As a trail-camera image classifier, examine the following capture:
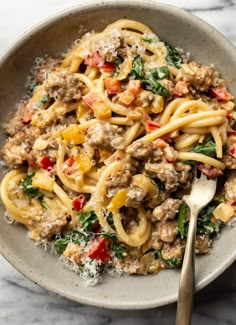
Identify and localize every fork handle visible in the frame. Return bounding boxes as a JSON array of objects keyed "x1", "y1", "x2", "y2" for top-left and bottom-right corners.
[{"x1": 175, "y1": 208, "x2": 199, "y2": 325}]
